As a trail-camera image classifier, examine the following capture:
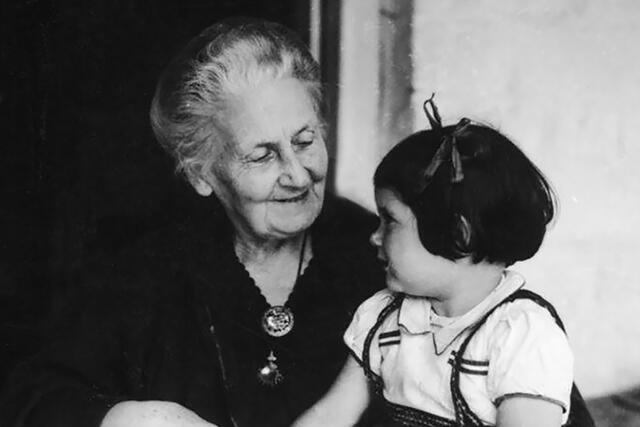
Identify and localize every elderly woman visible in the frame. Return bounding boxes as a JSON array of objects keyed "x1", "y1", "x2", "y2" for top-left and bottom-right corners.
[{"x1": 0, "y1": 19, "x2": 383, "y2": 427}]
